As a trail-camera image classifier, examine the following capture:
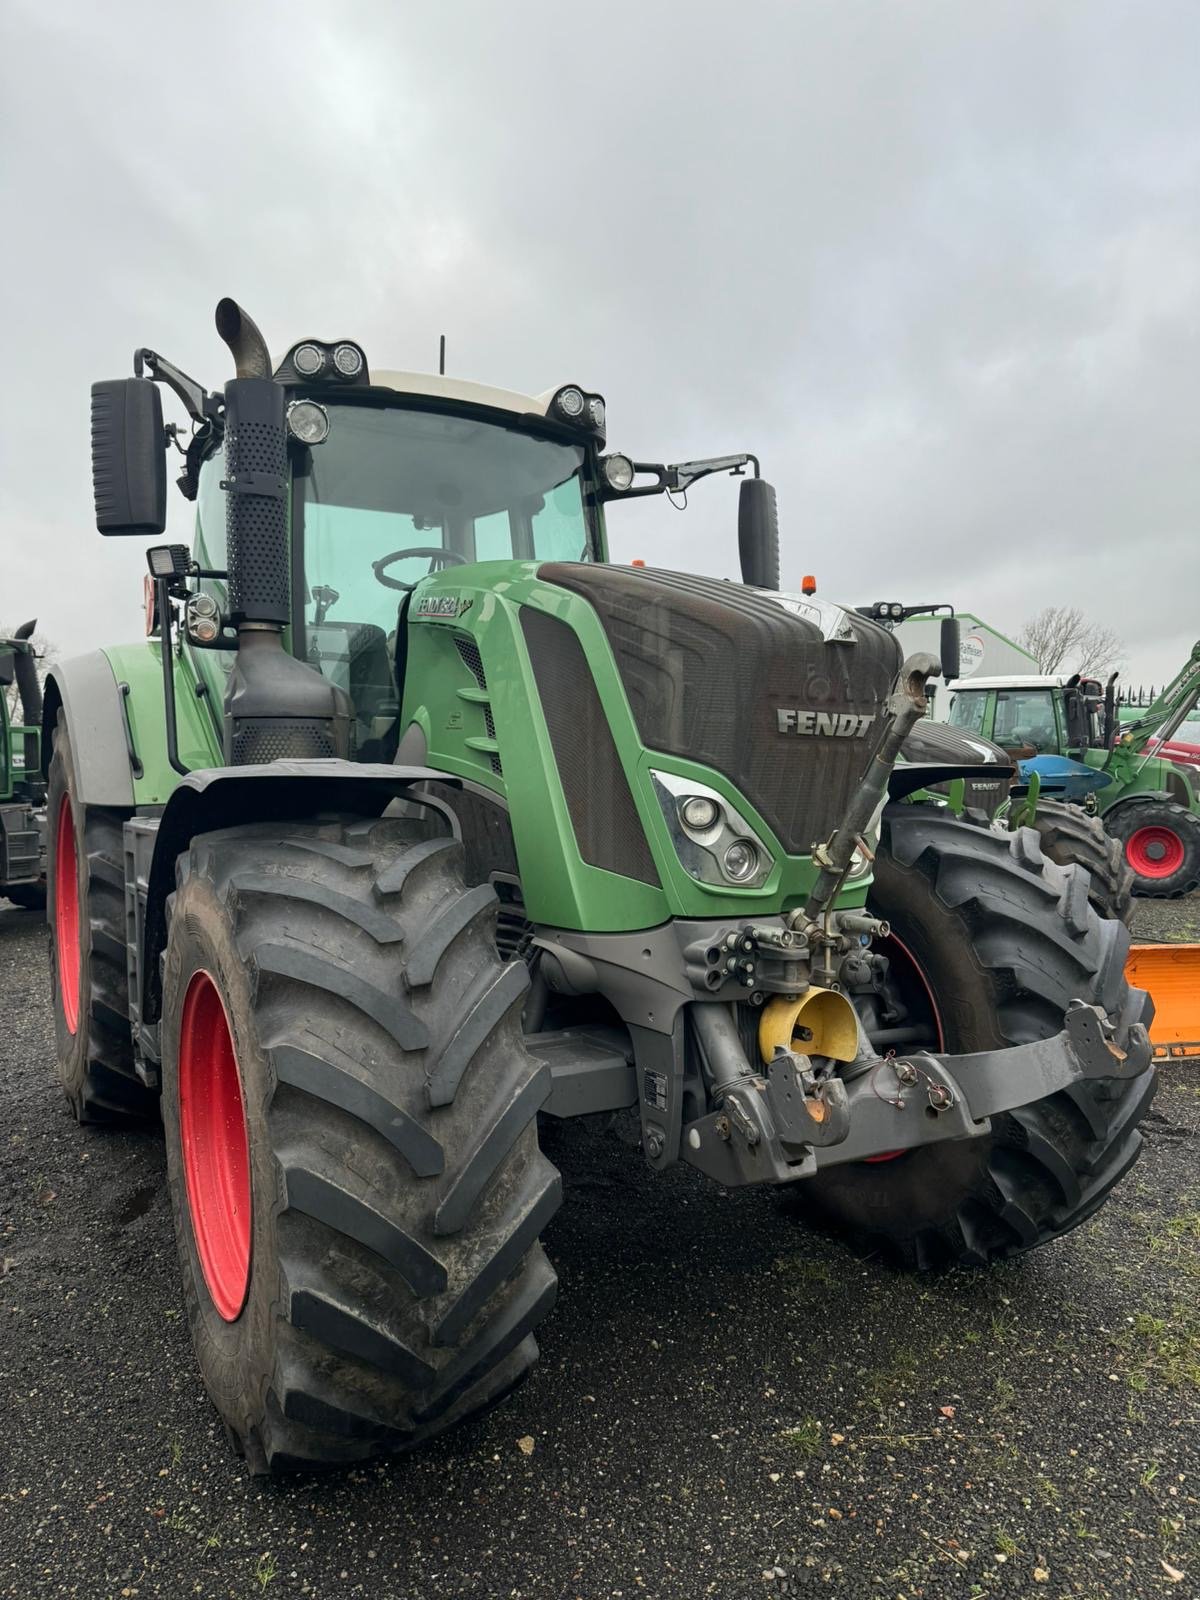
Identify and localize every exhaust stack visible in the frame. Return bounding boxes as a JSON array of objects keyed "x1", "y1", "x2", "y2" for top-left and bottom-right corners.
[
  {"x1": 215, "y1": 302, "x2": 349, "y2": 764},
  {"x1": 215, "y1": 298, "x2": 273, "y2": 380},
  {"x1": 12, "y1": 620, "x2": 42, "y2": 727}
]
